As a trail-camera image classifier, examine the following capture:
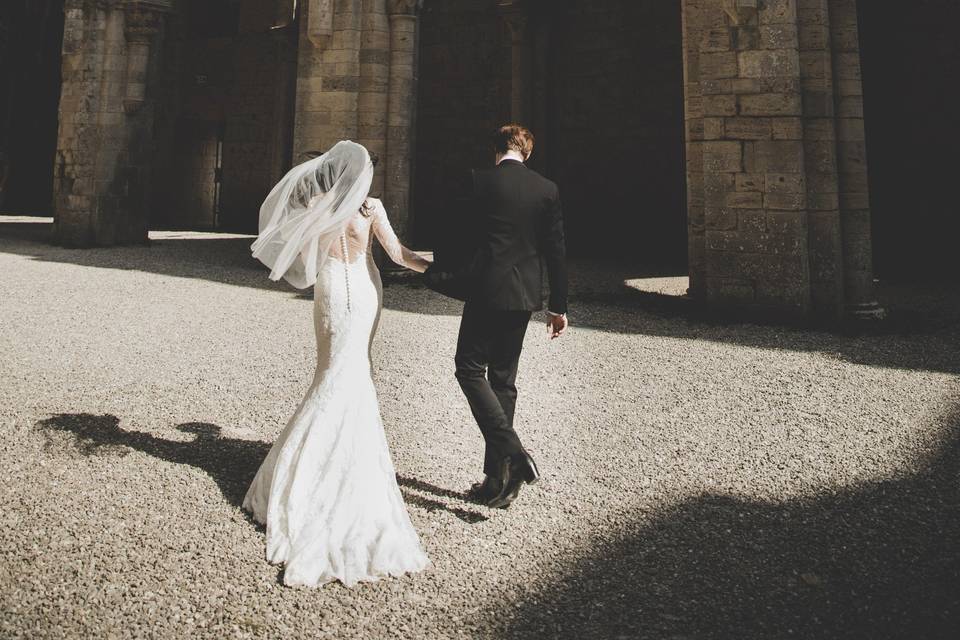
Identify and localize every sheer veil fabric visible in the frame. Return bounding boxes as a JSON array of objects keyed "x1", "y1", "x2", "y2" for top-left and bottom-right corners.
[
  {"x1": 251, "y1": 140, "x2": 375, "y2": 289},
  {"x1": 244, "y1": 141, "x2": 430, "y2": 587}
]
